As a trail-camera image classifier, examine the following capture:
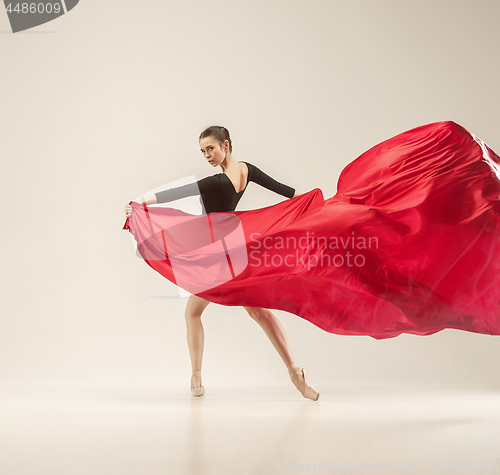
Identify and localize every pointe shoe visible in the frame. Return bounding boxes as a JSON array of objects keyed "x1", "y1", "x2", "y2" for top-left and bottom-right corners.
[
  {"x1": 190, "y1": 371, "x2": 205, "y2": 397},
  {"x1": 289, "y1": 365, "x2": 320, "y2": 401}
]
